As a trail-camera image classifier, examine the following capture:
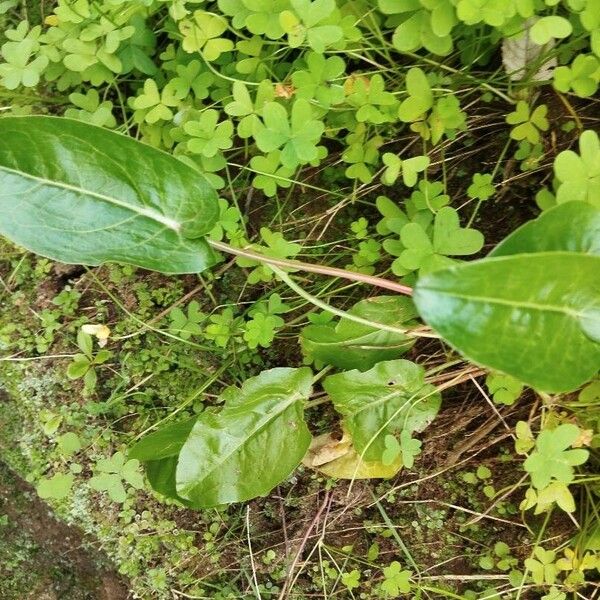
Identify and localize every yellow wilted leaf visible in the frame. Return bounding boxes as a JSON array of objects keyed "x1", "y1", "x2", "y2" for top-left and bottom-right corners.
[{"x1": 303, "y1": 431, "x2": 402, "y2": 479}]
